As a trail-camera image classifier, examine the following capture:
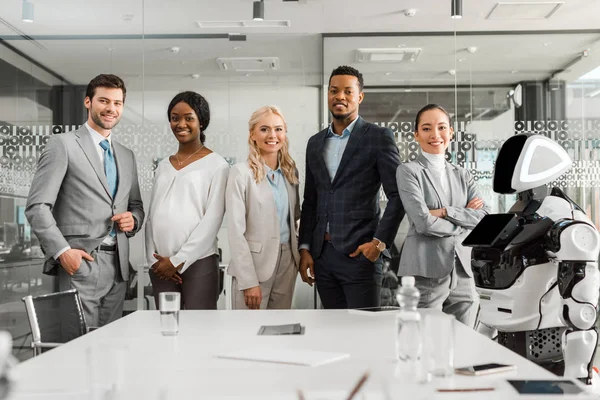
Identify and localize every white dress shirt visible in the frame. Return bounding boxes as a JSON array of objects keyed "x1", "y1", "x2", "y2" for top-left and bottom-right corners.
[{"x1": 145, "y1": 152, "x2": 229, "y2": 273}]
